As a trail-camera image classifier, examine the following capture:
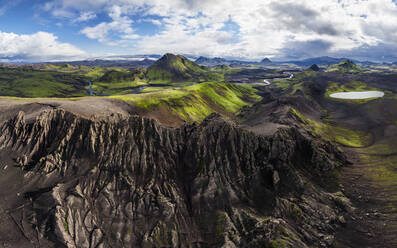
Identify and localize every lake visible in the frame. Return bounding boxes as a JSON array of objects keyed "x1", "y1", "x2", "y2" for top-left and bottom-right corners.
[{"x1": 330, "y1": 91, "x2": 384, "y2": 99}]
